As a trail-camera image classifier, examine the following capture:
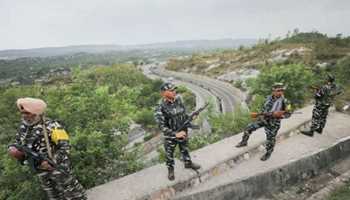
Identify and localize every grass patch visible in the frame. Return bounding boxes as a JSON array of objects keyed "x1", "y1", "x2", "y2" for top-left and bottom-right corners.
[{"x1": 327, "y1": 181, "x2": 350, "y2": 200}]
